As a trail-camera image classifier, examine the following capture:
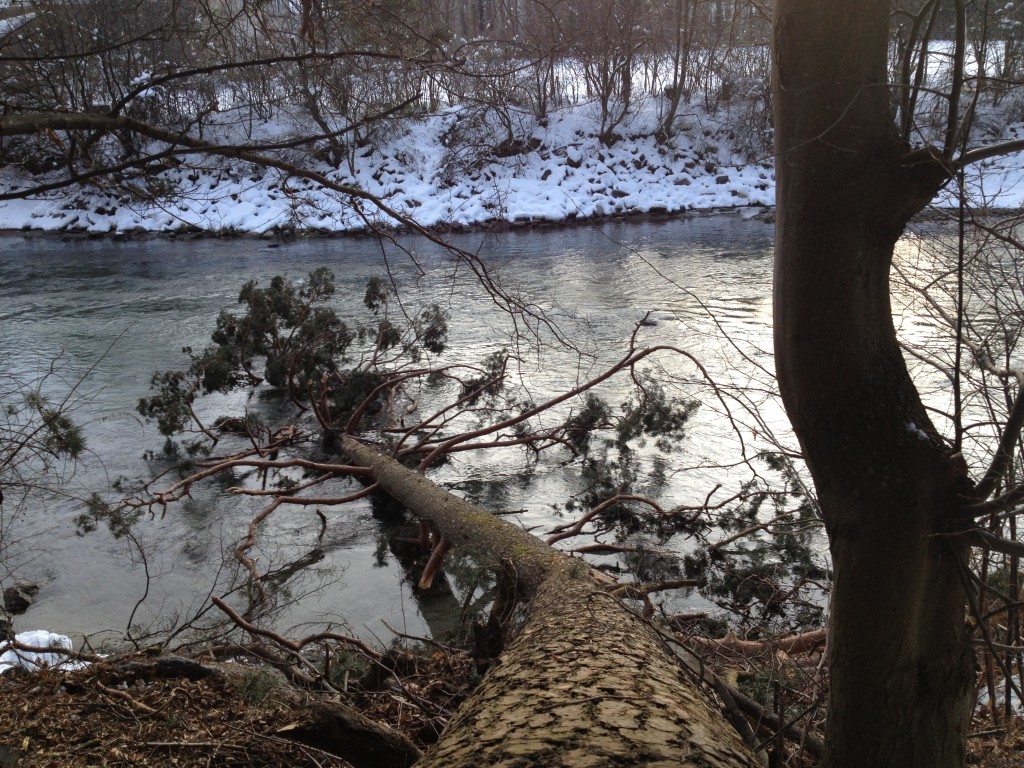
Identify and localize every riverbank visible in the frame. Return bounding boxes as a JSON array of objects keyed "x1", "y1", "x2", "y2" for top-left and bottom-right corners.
[
  {"x1": 0, "y1": 204, "x2": 775, "y2": 243},
  {"x1": 1, "y1": 638, "x2": 1021, "y2": 768},
  {"x1": 0, "y1": 641, "x2": 473, "y2": 768},
  {"x1": 3, "y1": 102, "x2": 1022, "y2": 237}
]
